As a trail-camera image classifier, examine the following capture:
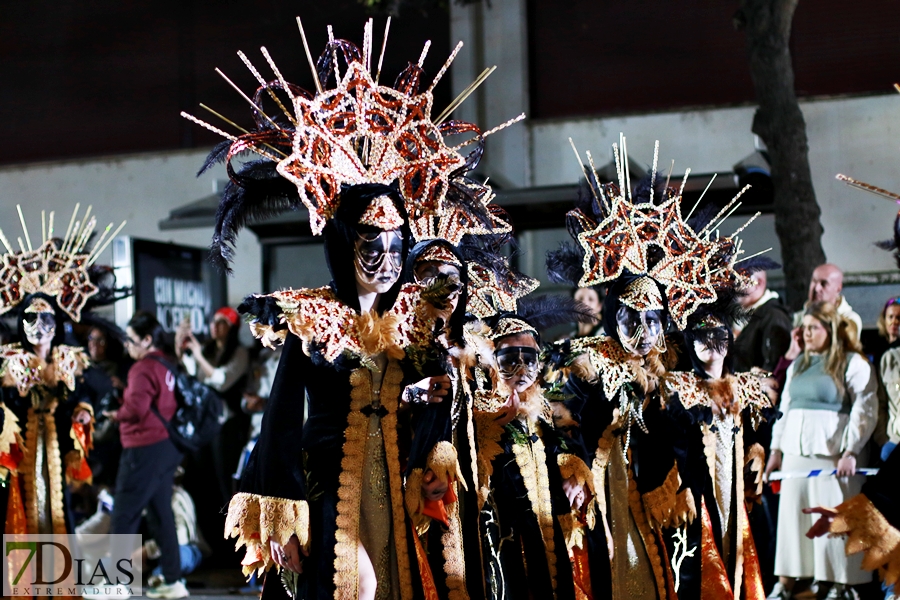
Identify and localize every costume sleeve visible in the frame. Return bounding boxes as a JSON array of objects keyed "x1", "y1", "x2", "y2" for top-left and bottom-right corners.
[
  {"x1": 770, "y1": 363, "x2": 795, "y2": 452},
  {"x1": 881, "y1": 350, "x2": 900, "y2": 444},
  {"x1": 826, "y1": 449, "x2": 900, "y2": 592},
  {"x1": 742, "y1": 405, "x2": 776, "y2": 501},
  {"x1": 226, "y1": 333, "x2": 310, "y2": 577},
  {"x1": 637, "y1": 394, "x2": 698, "y2": 530},
  {"x1": 842, "y1": 353, "x2": 878, "y2": 456}
]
